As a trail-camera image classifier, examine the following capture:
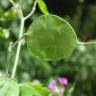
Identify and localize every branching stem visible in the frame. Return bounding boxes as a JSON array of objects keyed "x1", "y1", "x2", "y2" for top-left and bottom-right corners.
[
  {"x1": 24, "y1": 0, "x2": 37, "y2": 20},
  {"x1": 11, "y1": 18, "x2": 24, "y2": 78},
  {"x1": 11, "y1": 0, "x2": 37, "y2": 78},
  {"x1": 11, "y1": 34, "x2": 27, "y2": 49}
]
